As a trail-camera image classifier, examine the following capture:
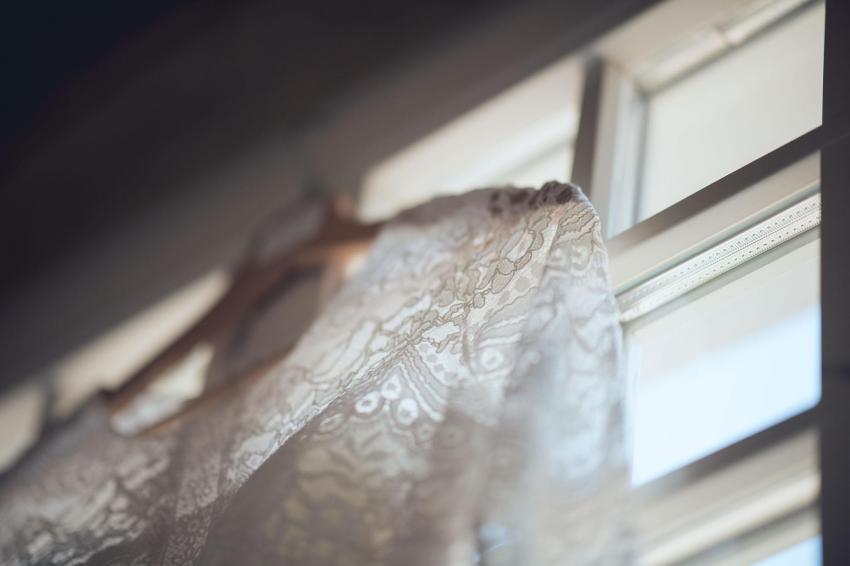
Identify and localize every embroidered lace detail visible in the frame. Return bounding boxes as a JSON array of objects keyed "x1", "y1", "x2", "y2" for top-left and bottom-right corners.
[{"x1": 0, "y1": 183, "x2": 630, "y2": 565}]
